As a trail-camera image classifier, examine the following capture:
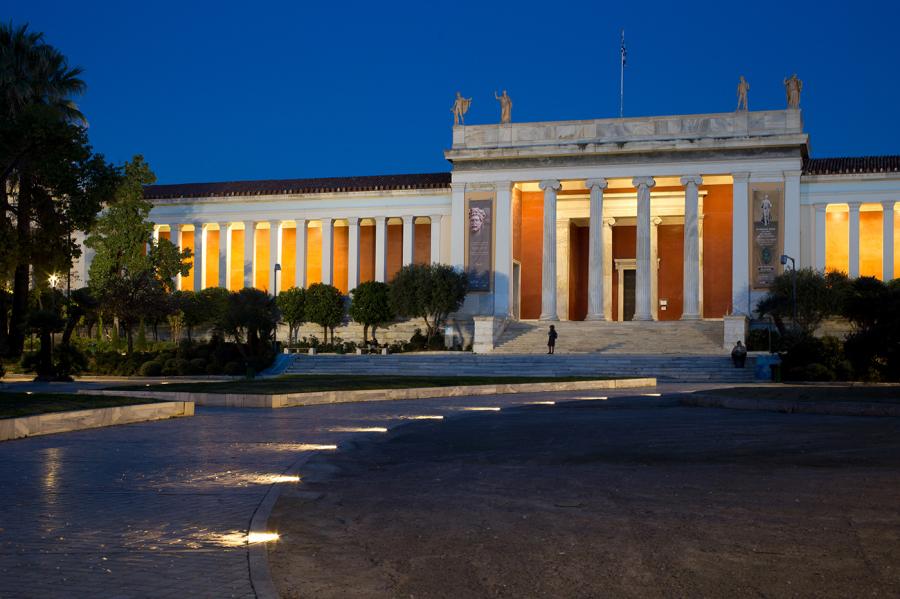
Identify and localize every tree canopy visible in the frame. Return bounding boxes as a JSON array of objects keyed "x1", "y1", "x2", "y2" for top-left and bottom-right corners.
[
  {"x1": 349, "y1": 281, "x2": 394, "y2": 345},
  {"x1": 389, "y1": 264, "x2": 468, "y2": 340},
  {"x1": 304, "y1": 283, "x2": 344, "y2": 344},
  {"x1": 276, "y1": 286, "x2": 306, "y2": 344}
]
